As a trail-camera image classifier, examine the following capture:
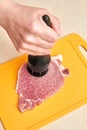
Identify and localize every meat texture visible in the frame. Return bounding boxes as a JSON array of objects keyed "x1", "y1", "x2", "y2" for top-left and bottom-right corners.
[{"x1": 16, "y1": 55, "x2": 69, "y2": 112}]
